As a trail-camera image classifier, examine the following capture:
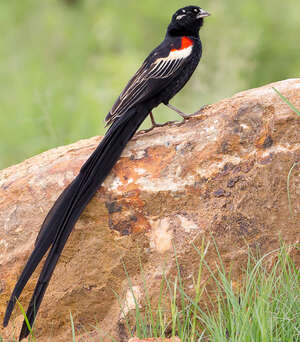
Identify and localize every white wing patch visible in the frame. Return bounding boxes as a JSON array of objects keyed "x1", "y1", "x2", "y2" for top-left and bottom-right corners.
[
  {"x1": 155, "y1": 45, "x2": 193, "y2": 63},
  {"x1": 105, "y1": 42, "x2": 193, "y2": 125}
]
